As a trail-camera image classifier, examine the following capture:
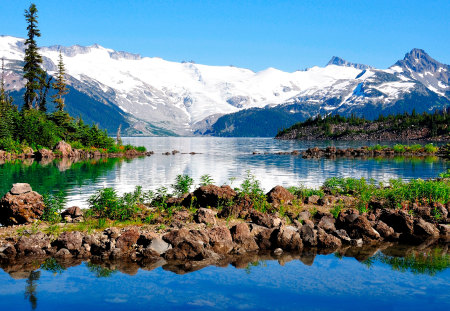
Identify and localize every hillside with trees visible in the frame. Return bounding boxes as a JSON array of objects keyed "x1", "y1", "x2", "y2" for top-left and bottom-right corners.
[
  {"x1": 0, "y1": 4, "x2": 125, "y2": 154},
  {"x1": 276, "y1": 110, "x2": 450, "y2": 141}
]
